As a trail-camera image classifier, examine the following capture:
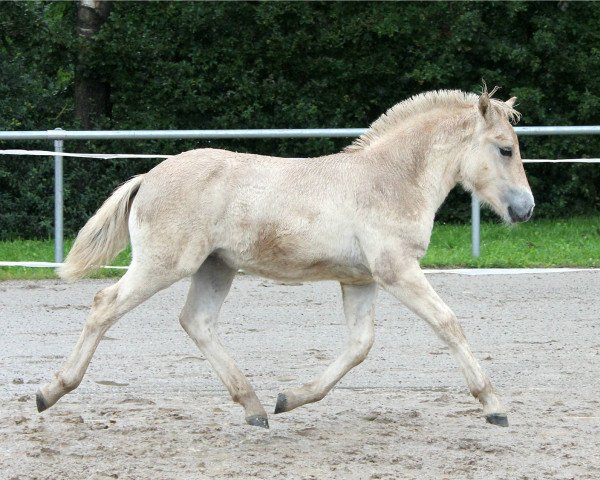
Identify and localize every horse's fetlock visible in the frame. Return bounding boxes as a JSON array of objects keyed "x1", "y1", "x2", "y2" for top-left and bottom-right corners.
[
  {"x1": 56, "y1": 373, "x2": 80, "y2": 392},
  {"x1": 314, "y1": 390, "x2": 327, "y2": 402},
  {"x1": 472, "y1": 380, "x2": 492, "y2": 401},
  {"x1": 231, "y1": 387, "x2": 252, "y2": 406},
  {"x1": 470, "y1": 386, "x2": 483, "y2": 399}
]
